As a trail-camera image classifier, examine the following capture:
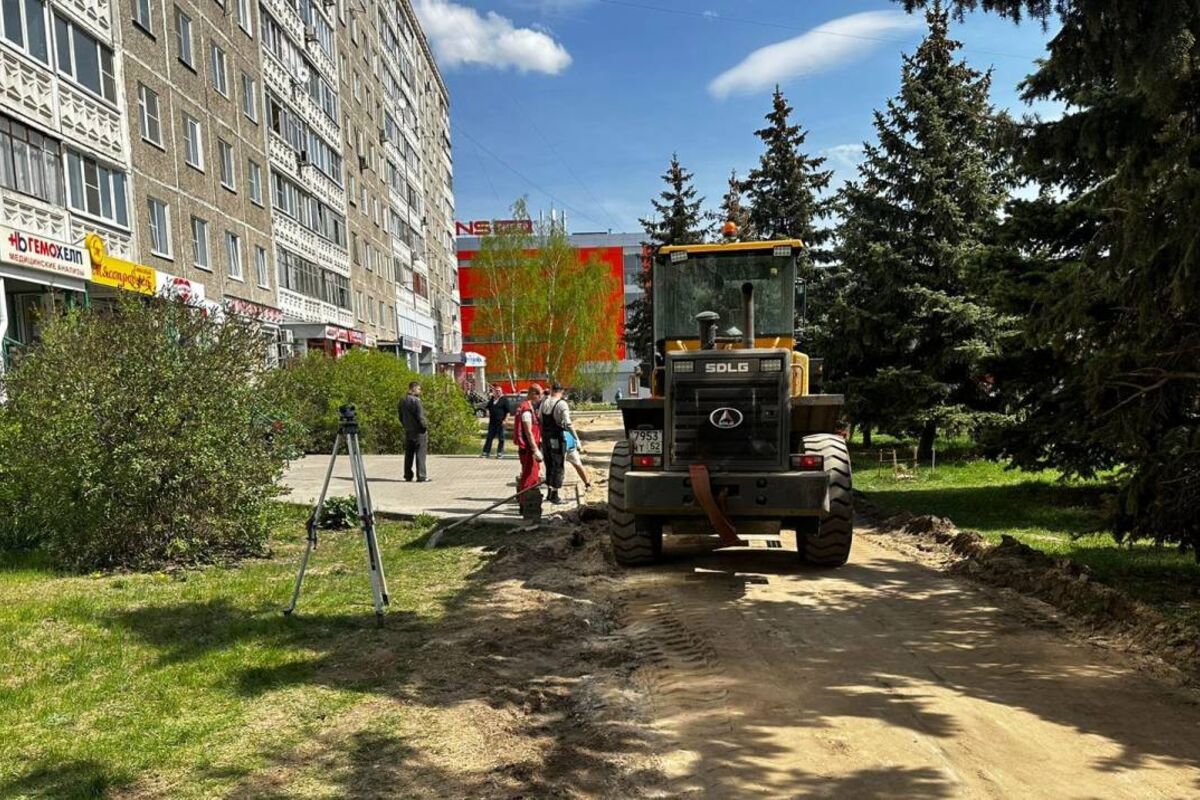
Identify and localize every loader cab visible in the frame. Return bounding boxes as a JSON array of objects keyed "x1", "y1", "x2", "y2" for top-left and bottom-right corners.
[{"x1": 653, "y1": 241, "x2": 800, "y2": 352}]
